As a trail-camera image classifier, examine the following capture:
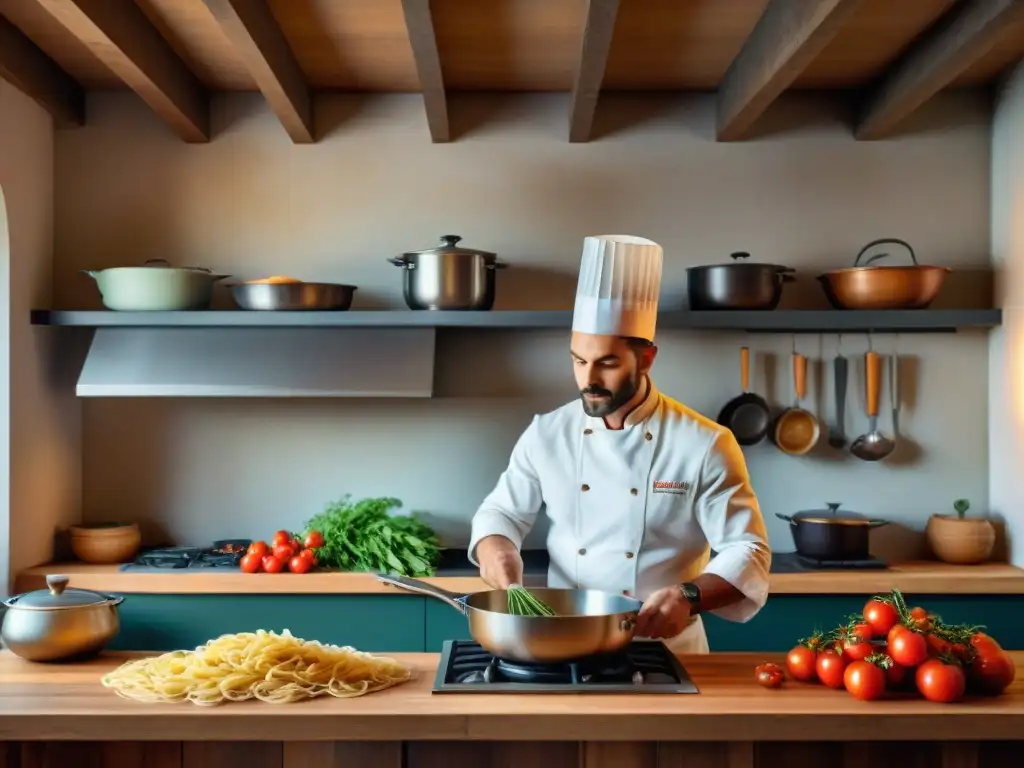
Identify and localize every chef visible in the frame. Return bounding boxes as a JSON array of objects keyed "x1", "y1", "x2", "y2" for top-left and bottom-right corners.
[{"x1": 467, "y1": 234, "x2": 772, "y2": 654}]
